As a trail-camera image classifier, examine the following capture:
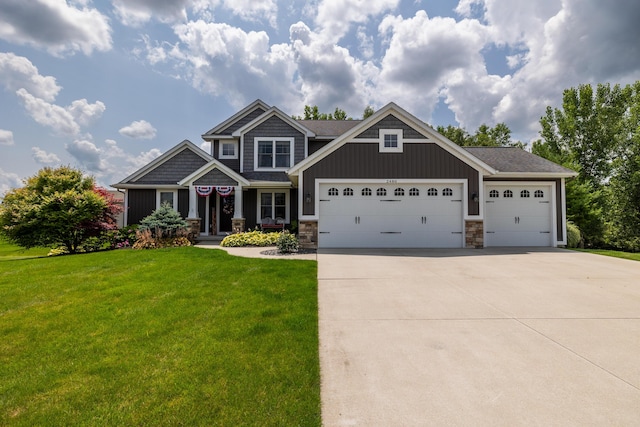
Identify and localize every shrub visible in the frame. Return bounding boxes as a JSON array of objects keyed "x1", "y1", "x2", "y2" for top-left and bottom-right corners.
[
  {"x1": 566, "y1": 221, "x2": 582, "y2": 248},
  {"x1": 132, "y1": 228, "x2": 192, "y2": 250},
  {"x1": 220, "y1": 230, "x2": 280, "y2": 247},
  {"x1": 276, "y1": 231, "x2": 299, "y2": 254},
  {"x1": 139, "y1": 203, "x2": 188, "y2": 237}
]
